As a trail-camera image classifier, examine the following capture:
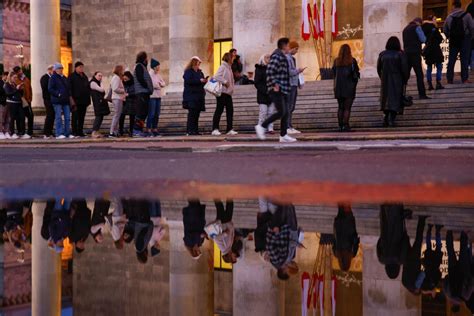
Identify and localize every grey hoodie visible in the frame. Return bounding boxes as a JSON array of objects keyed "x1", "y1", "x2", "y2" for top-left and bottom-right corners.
[{"x1": 444, "y1": 8, "x2": 474, "y2": 39}]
